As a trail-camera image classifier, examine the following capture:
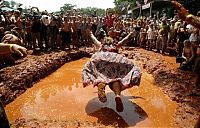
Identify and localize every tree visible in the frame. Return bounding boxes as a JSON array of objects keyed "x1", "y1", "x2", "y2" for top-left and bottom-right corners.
[
  {"x1": 79, "y1": 7, "x2": 105, "y2": 17},
  {"x1": 113, "y1": 0, "x2": 137, "y2": 15},
  {"x1": 60, "y1": 3, "x2": 76, "y2": 13},
  {"x1": 1, "y1": 0, "x2": 10, "y2": 7},
  {"x1": 10, "y1": 0, "x2": 16, "y2": 8},
  {"x1": 114, "y1": 0, "x2": 137, "y2": 9}
]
